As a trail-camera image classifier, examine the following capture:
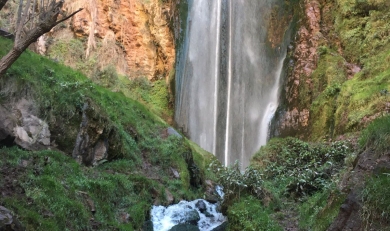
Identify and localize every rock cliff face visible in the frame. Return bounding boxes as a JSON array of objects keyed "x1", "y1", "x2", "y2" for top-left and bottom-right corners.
[
  {"x1": 34, "y1": 0, "x2": 176, "y2": 80},
  {"x1": 69, "y1": 0, "x2": 175, "y2": 80},
  {"x1": 273, "y1": 0, "x2": 390, "y2": 141}
]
